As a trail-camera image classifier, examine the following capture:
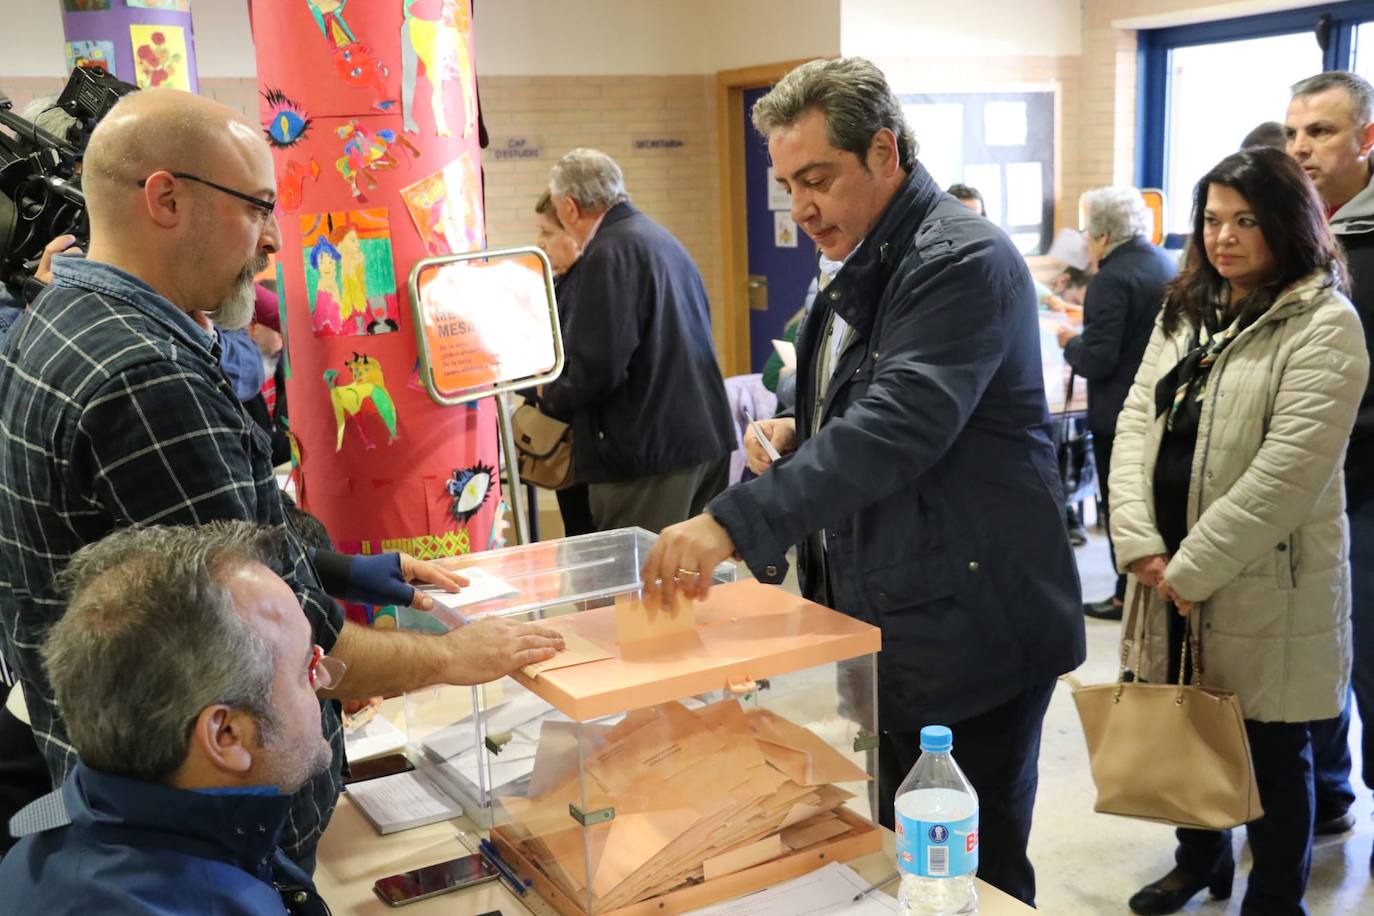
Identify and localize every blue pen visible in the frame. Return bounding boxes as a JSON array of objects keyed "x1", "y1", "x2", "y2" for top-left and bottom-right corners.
[{"x1": 479, "y1": 838, "x2": 527, "y2": 897}]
